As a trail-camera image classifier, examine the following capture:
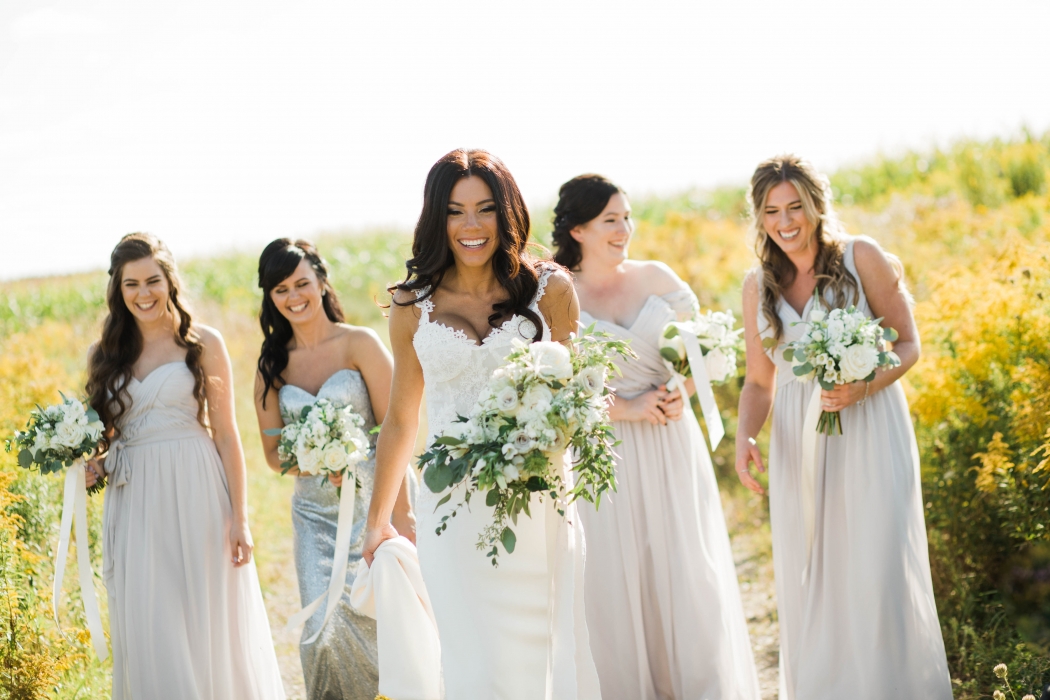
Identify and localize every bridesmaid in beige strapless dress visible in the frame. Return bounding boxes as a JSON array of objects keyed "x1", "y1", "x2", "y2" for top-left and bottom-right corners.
[{"x1": 86, "y1": 233, "x2": 284, "y2": 699}]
